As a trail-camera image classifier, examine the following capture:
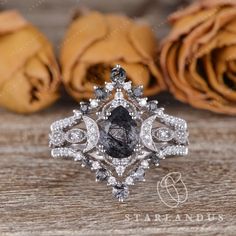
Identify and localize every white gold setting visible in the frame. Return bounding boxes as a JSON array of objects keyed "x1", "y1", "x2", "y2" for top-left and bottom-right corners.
[{"x1": 49, "y1": 65, "x2": 189, "y2": 201}]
